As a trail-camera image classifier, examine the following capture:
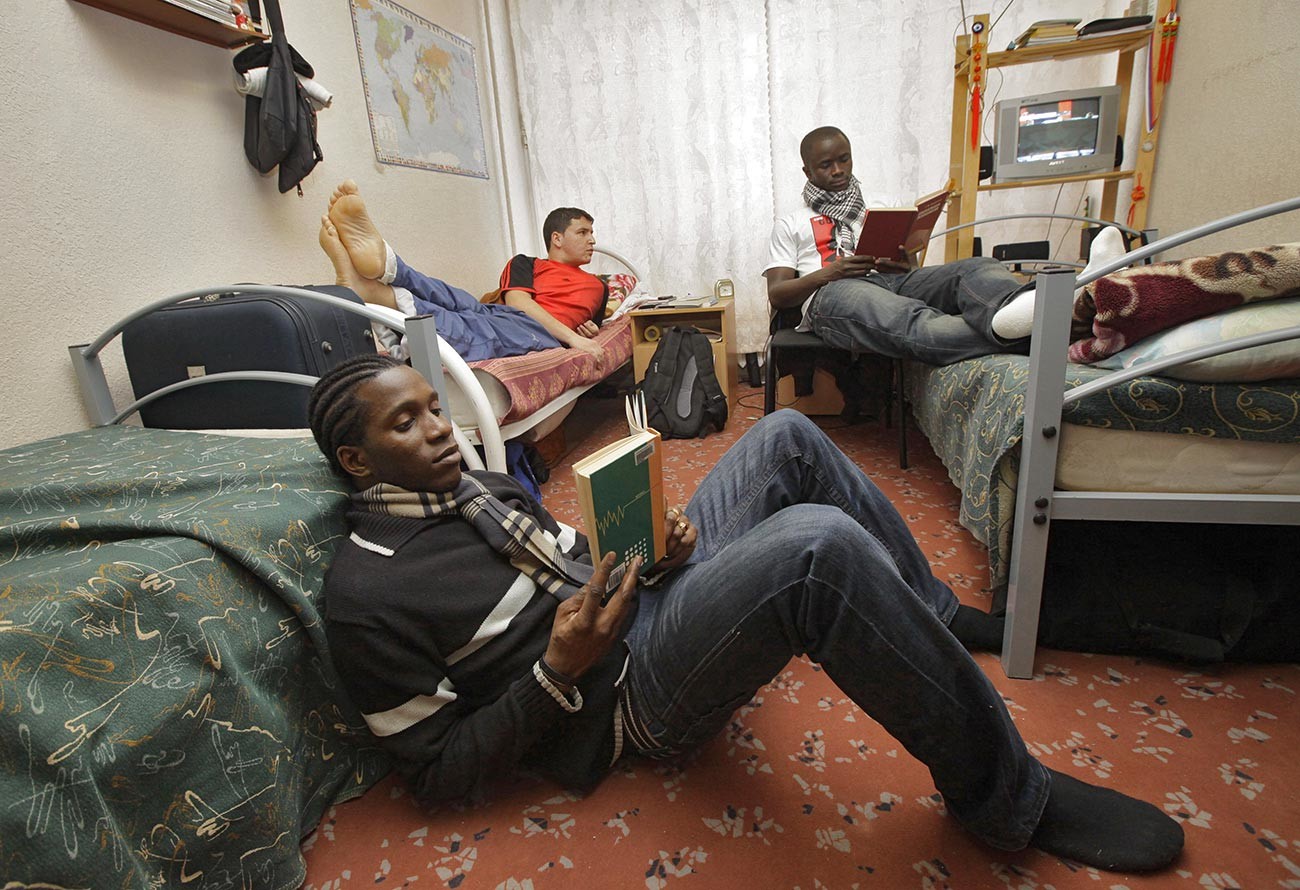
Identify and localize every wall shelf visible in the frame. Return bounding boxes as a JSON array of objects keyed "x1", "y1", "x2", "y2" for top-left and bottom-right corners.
[
  {"x1": 977, "y1": 169, "x2": 1136, "y2": 193},
  {"x1": 72, "y1": 0, "x2": 266, "y2": 49},
  {"x1": 945, "y1": 4, "x2": 1174, "y2": 260}
]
